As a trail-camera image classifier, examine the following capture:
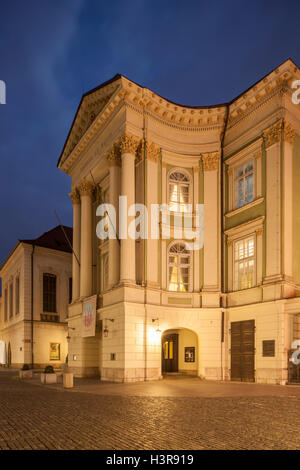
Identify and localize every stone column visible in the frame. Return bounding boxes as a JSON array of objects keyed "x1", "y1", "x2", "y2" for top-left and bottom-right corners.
[
  {"x1": 107, "y1": 145, "x2": 121, "y2": 288},
  {"x1": 145, "y1": 141, "x2": 160, "y2": 287},
  {"x1": 69, "y1": 189, "x2": 81, "y2": 301},
  {"x1": 282, "y1": 121, "x2": 295, "y2": 281},
  {"x1": 202, "y1": 152, "x2": 220, "y2": 306},
  {"x1": 78, "y1": 179, "x2": 94, "y2": 298},
  {"x1": 119, "y1": 133, "x2": 139, "y2": 284},
  {"x1": 263, "y1": 120, "x2": 282, "y2": 281}
]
